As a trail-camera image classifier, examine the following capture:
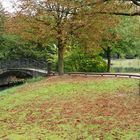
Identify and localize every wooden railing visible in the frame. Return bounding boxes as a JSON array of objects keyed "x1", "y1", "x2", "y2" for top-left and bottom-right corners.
[
  {"x1": 29, "y1": 70, "x2": 140, "y2": 79},
  {"x1": 0, "y1": 58, "x2": 49, "y2": 70},
  {"x1": 64, "y1": 72, "x2": 140, "y2": 79}
]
